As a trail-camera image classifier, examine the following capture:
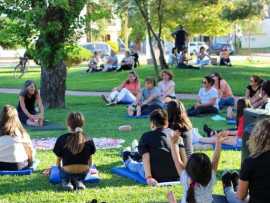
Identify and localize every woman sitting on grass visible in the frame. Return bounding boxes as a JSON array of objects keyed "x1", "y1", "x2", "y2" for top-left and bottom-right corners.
[
  {"x1": 220, "y1": 47, "x2": 232, "y2": 66},
  {"x1": 17, "y1": 80, "x2": 44, "y2": 127},
  {"x1": 122, "y1": 109, "x2": 183, "y2": 185},
  {"x1": 117, "y1": 51, "x2": 134, "y2": 72},
  {"x1": 222, "y1": 118, "x2": 270, "y2": 203},
  {"x1": 195, "y1": 46, "x2": 211, "y2": 68},
  {"x1": 167, "y1": 131, "x2": 227, "y2": 203},
  {"x1": 86, "y1": 51, "x2": 103, "y2": 73},
  {"x1": 53, "y1": 112, "x2": 96, "y2": 191},
  {"x1": 128, "y1": 77, "x2": 163, "y2": 117},
  {"x1": 245, "y1": 75, "x2": 264, "y2": 108},
  {"x1": 158, "y1": 70, "x2": 176, "y2": 103},
  {"x1": 167, "y1": 100, "x2": 193, "y2": 157},
  {"x1": 0, "y1": 105, "x2": 34, "y2": 171},
  {"x1": 187, "y1": 76, "x2": 219, "y2": 117},
  {"x1": 198, "y1": 99, "x2": 251, "y2": 145},
  {"x1": 101, "y1": 71, "x2": 140, "y2": 105}
]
